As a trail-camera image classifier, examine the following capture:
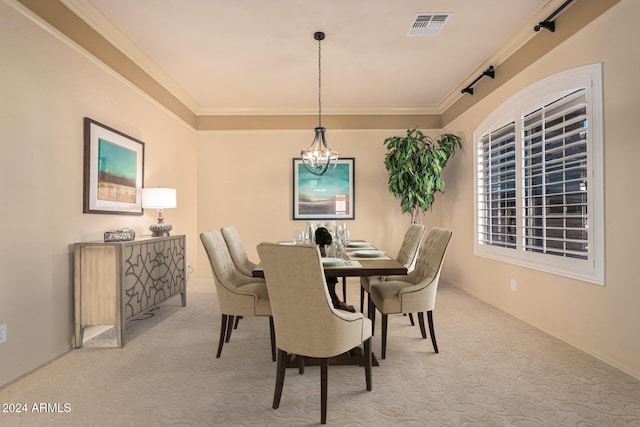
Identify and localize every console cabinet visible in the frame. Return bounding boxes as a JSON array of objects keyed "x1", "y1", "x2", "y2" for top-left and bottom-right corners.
[{"x1": 73, "y1": 235, "x2": 186, "y2": 347}]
